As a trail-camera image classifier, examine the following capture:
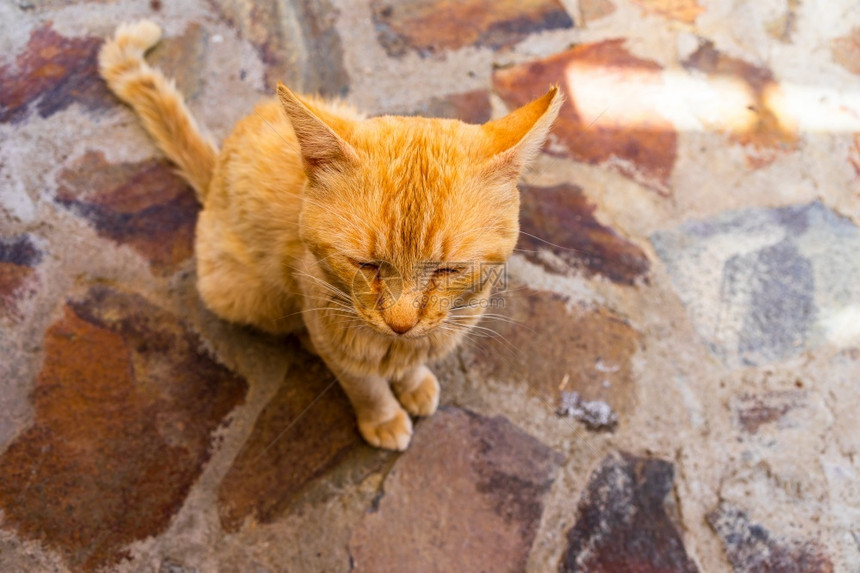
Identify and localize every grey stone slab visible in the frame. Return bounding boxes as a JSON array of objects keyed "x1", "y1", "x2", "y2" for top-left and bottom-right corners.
[{"x1": 652, "y1": 201, "x2": 860, "y2": 367}]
